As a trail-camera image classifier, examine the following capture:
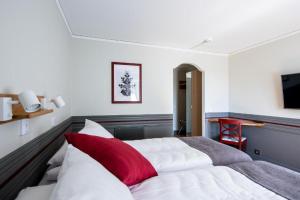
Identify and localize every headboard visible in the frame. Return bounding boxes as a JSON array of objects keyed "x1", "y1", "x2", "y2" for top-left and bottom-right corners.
[{"x1": 0, "y1": 118, "x2": 72, "y2": 200}]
